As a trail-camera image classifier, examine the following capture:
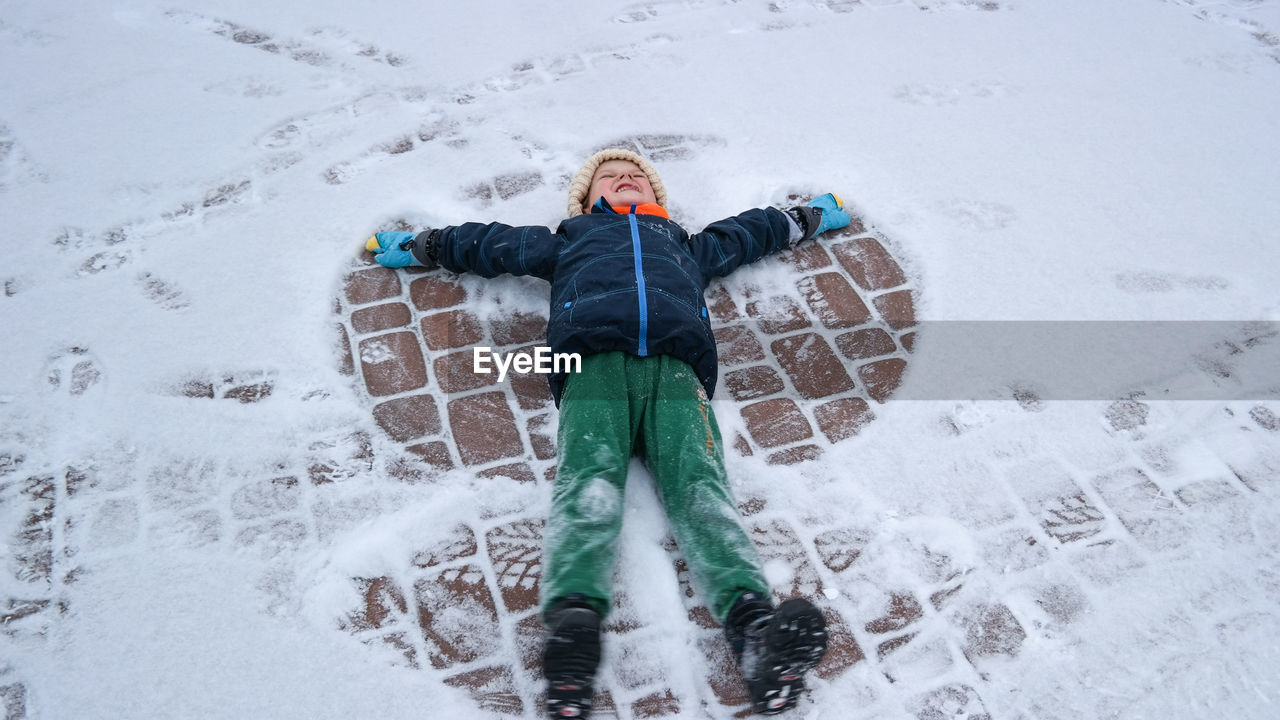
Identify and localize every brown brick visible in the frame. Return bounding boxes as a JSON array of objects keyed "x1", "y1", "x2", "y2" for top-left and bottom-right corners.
[
  {"x1": 528, "y1": 413, "x2": 557, "y2": 460},
  {"x1": 224, "y1": 381, "x2": 273, "y2": 403},
  {"x1": 713, "y1": 325, "x2": 765, "y2": 366},
  {"x1": 723, "y1": 365, "x2": 785, "y2": 401},
  {"x1": 372, "y1": 394, "x2": 441, "y2": 442},
  {"x1": 433, "y1": 350, "x2": 498, "y2": 394},
  {"x1": 960, "y1": 603, "x2": 1026, "y2": 659},
  {"x1": 448, "y1": 392, "x2": 524, "y2": 466},
  {"x1": 781, "y1": 241, "x2": 833, "y2": 271},
  {"x1": 768, "y1": 444, "x2": 823, "y2": 465},
  {"x1": 409, "y1": 275, "x2": 467, "y2": 311},
  {"x1": 1092, "y1": 467, "x2": 1187, "y2": 551},
  {"x1": 697, "y1": 633, "x2": 749, "y2": 707},
  {"x1": 179, "y1": 378, "x2": 217, "y2": 400},
  {"x1": 414, "y1": 564, "x2": 501, "y2": 668},
  {"x1": 495, "y1": 344, "x2": 557, "y2": 410},
  {"x1": 1035, "y1": 493, "x2": 1106, "y2": 545},
  {"x1": 335, "y1": 323, "x2": 354, "y2": 375},
  {"x1": 873, "y1": 290, "x2": 916, "y2": 330},
  {"x1": 912, "y1": 685, "x2": 989, "y2": 720},
  {"x1": 878, "y1": 632, "x2": 918, "y2": 660},
  {"x1": 814, "y1": 397, "x2": 875, "y2": 442},
  {"x1": 442, "y1": 666, "x2": 523, "y2": 716},
  {"x1": 740, "y1": 398, "x2": 813, "y2": 448},
  {"x1": 739, "y1": 496, "x2": 766, "y2": 516},
  {"x1": 705, "y1": 284, "x2": 740, "y2": 322},
  {"x1": 772, "y1": 333, "x2": 855, "y2": 399},
  {"x1": 1034, "y1": 584, "x2": 1089, "y2": 625},
  {"x1": 900, "y1": 331, "x2": 916, "y2": 352},
  {"x1": 815, "y1": 611, "x2": 866, "y2": 680},
  {"x1": 359, "y1": 332, "x2": 428, "y2": 397},
  {"x1": 745, "y1": 294, "x2": 811, "y2": 335},
  {"x1": 406, "y1": 441, "x2": 454, "y2": 470},
  {"x1": 411, "y1": 523, "x2": 476, "y2": 567},
  {"x1": 515, "y1": 613, "x2": 545, "y2": 670},
  {"x1": 748, "y1": 518, "x2": 824, "y2": 597},
  {"x1": 494, "y1": 171, "x2": 543, "y2": 200},
  {"x1": 798, "y1": 272, "x2": 871, "y2": 329},
  {"x1": 1174, "y1": 479, "x2": 1240, "y2": 507},
  {"x1": 813, "y1": 526, "x2": 869, "y2": 573},
  {"x1": 476, "y1": 462, "x2": 537, "y2": 484},
  {"x1": 632, "y1": 690, "x2": 680, "y2": 718},
  {"x1": 344, "y1": 266, "x2": 402, "y2": 305},
  {"x1": 0, "y1": 683, "x2": 28, "y2": 720},
  {"x1": 485, "y1": 519, "x2": 543, "y2": 612},
  {"x1": 510, "y1": 371, "x2": 553, "y2": 410},
  {"x1": 1250, "y1": 405, "x2": 1279, "y2": 431},
  {"x1": 866, "y1": 593, "x2": 924, "y2": 635},
  {"x1": 421, "y1": 309, "x2": 484, "y2": 351},
  {"x1": 839, "y1": 213, "x2": 867, "y2": 236},
  {"x1": 307, "y1": 432, "x2": 373, "y2": 486},
  {"x1": 832, "y1": 237, "x2": 907, "y2": 291},
  {"x1": 346, "y1": 576, "x2": 407, "y2": 631},
  {"x1": 858, "y1": 358, "x2": 908, "y2": 403},
  {"x1": 351, "y1": 302, "x2": 412, "y2": 335},
  {"x1": 489, "y1": 311, "x2": 546, "y2": 346},
  {"x1": 836, "y1": 328, "x2": 897, "y2": 360}
]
